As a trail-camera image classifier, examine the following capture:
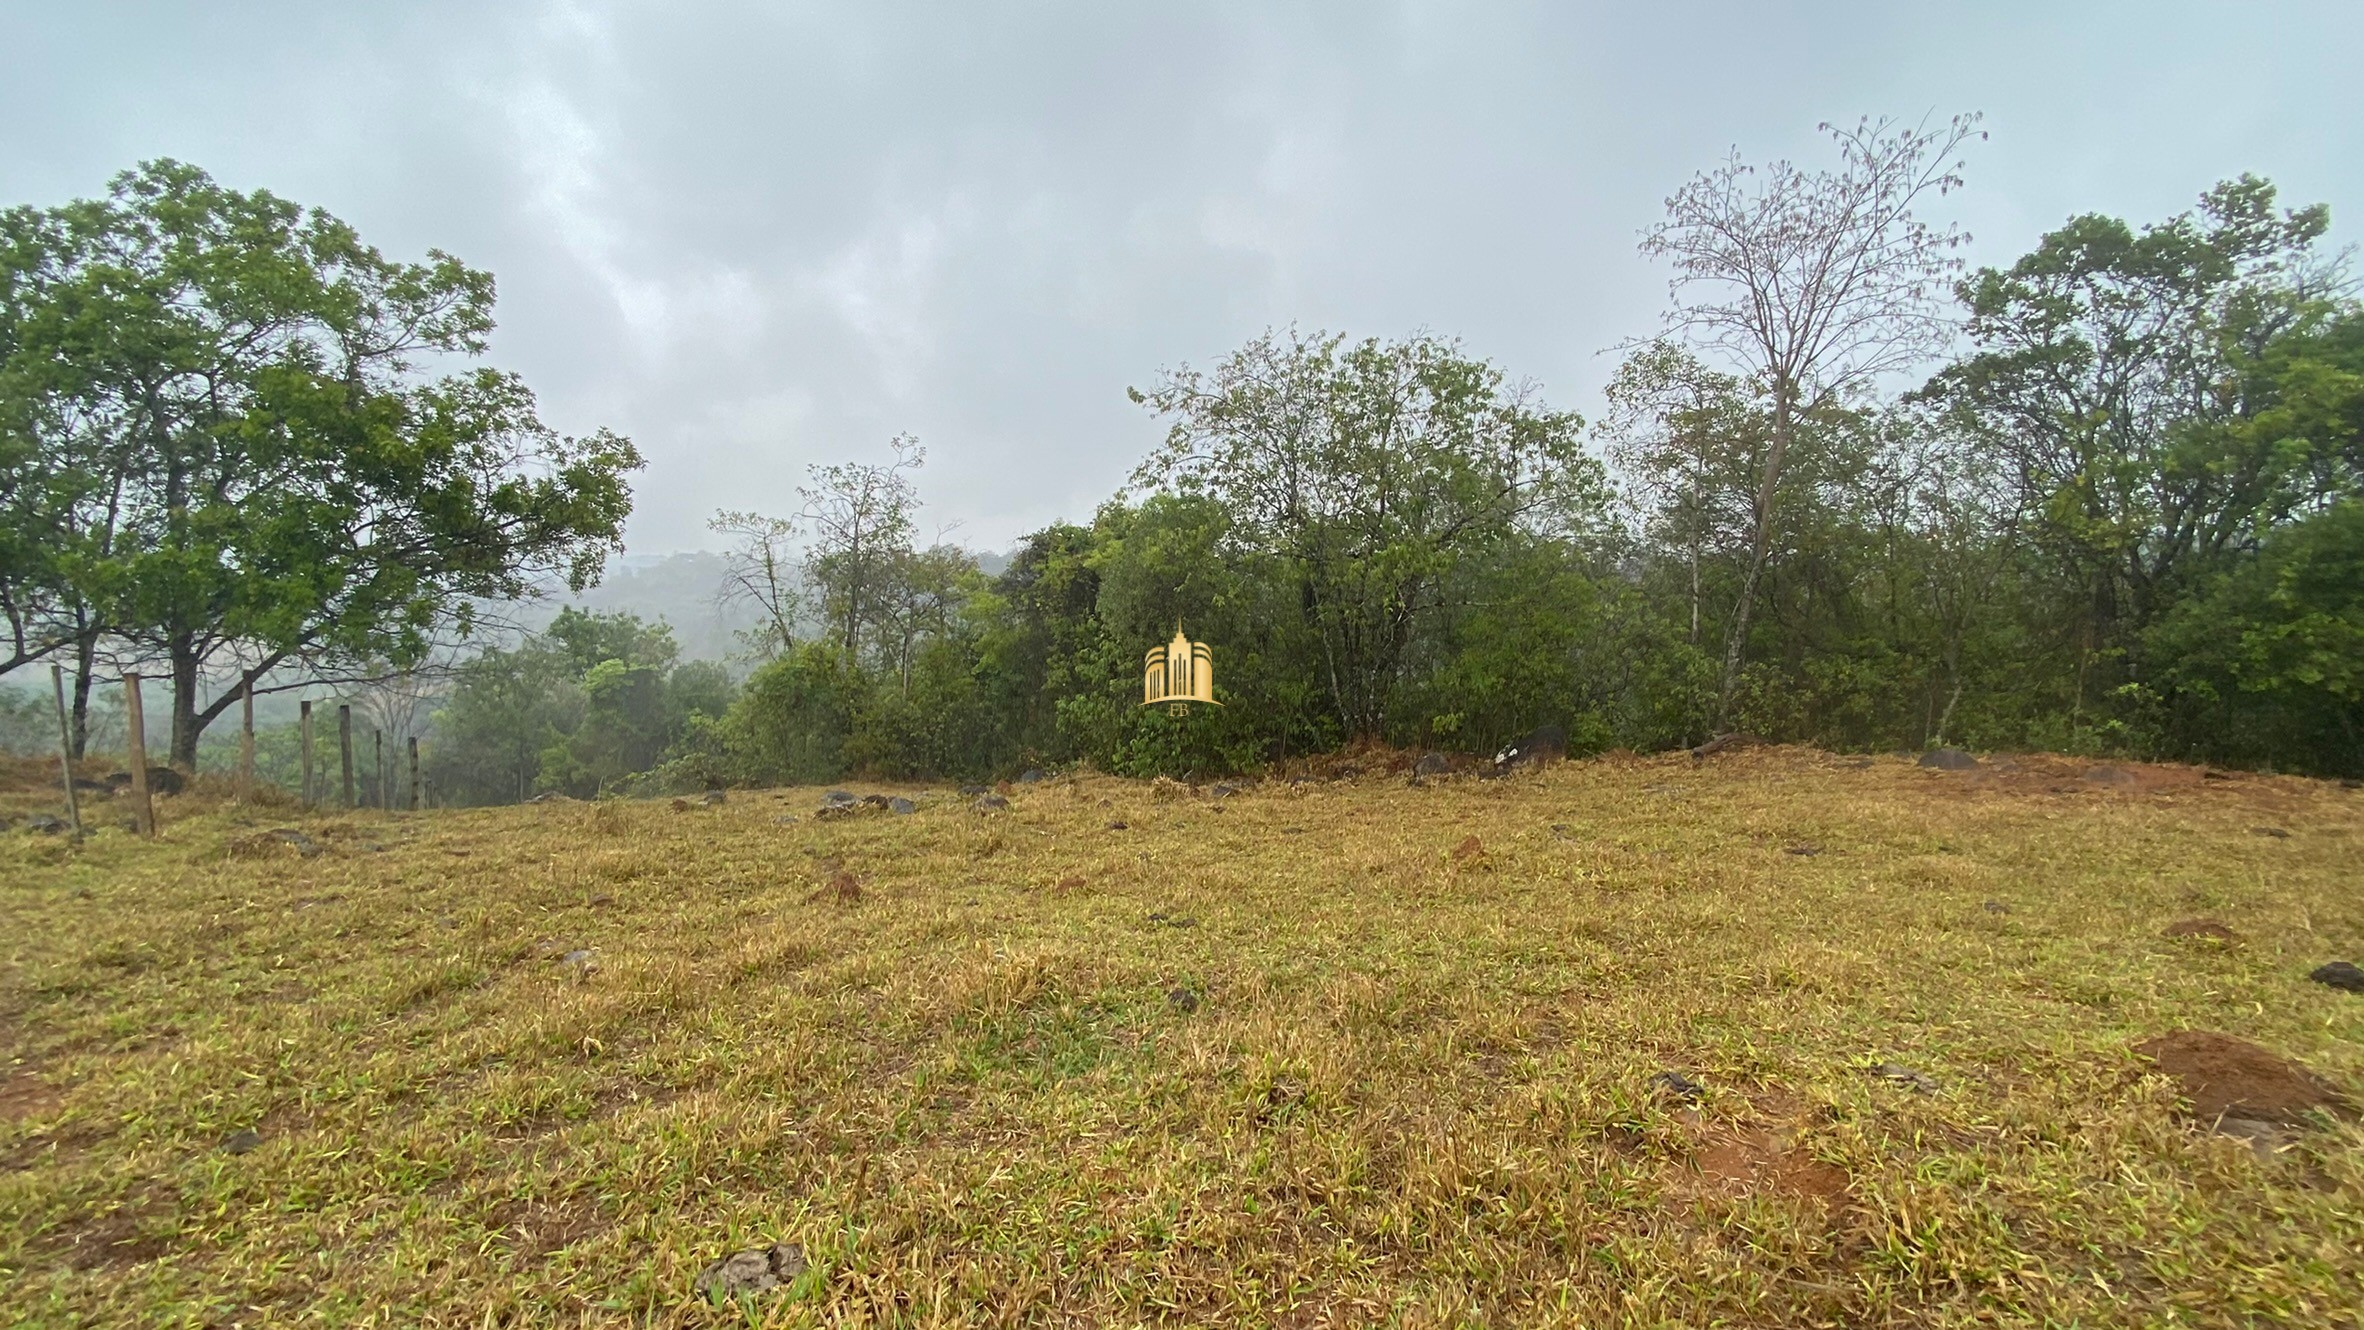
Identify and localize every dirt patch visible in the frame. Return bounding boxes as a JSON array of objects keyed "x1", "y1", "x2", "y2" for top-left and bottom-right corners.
[
  {"x1": 1689, "y1": 1125, "x2": 1853, "y2": 1207},
  {"x1": 2135, "y1": 1031, "x2": 2351, "y2": 1124},
  {"x1": 34, "y1": 1187, "x2": 178, "y2": 1271},
  {"x1": 0, "y1": 1067, "x2": 64, "y2": 1124},
  {"x1": 2162, "y1": 919, "x2": 2241, "y2": 945},
  {"x1": 483, "y1": 1192, "x2": 606, "y2": 1258}
]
